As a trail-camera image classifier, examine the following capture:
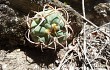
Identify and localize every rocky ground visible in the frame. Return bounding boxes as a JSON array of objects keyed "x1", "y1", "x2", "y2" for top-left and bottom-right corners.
[{"x1": 0, "y1": 0, "x2": 110, "y2": 70}]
